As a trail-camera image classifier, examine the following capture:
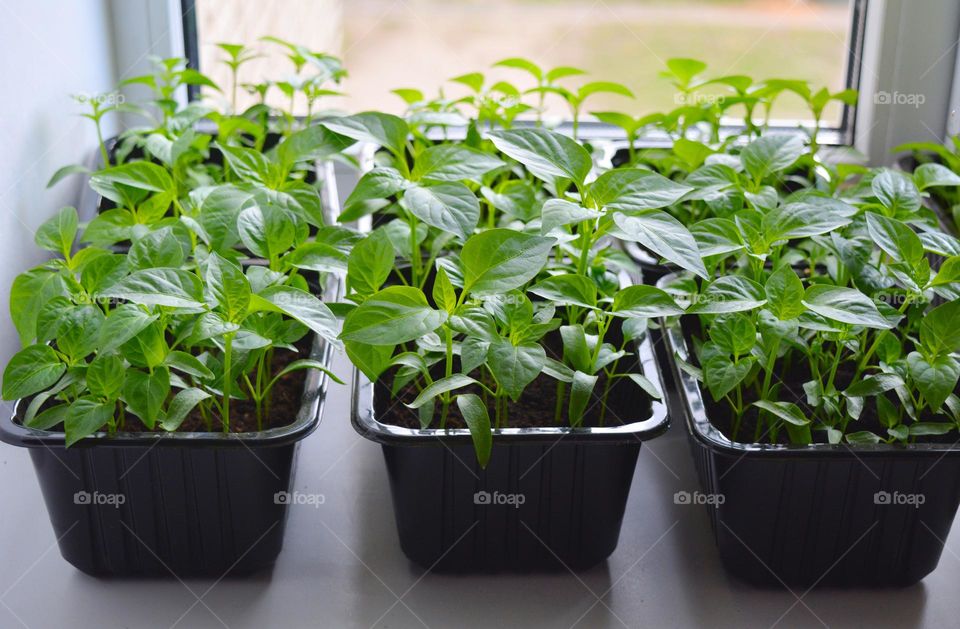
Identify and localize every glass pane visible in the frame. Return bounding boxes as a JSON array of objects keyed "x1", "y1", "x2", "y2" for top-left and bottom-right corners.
[{"x1": 194, "y1": 0, "x2": 857, "y2": 125}]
